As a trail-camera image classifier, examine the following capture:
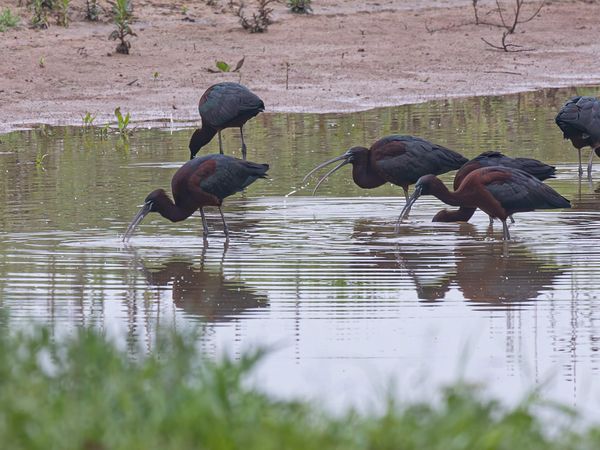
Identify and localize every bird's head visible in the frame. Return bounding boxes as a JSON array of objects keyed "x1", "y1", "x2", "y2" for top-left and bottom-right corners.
[
  {"x1": 122, "y1": 189, "x2": 166, "y2": 241},
  {"x1": 302, "y1": 146, "x2": 369, "y2": 195}
]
